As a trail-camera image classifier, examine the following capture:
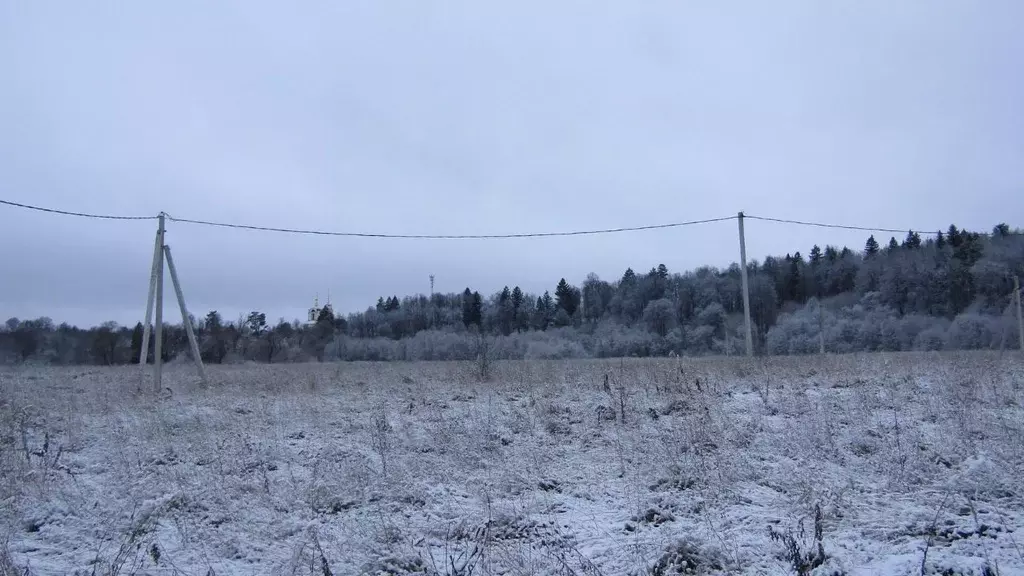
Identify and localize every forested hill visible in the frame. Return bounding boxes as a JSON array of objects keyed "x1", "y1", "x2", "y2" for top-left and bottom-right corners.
[{"x1": 3, "y1": 224, "x2": 1022, "y2": 365}]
